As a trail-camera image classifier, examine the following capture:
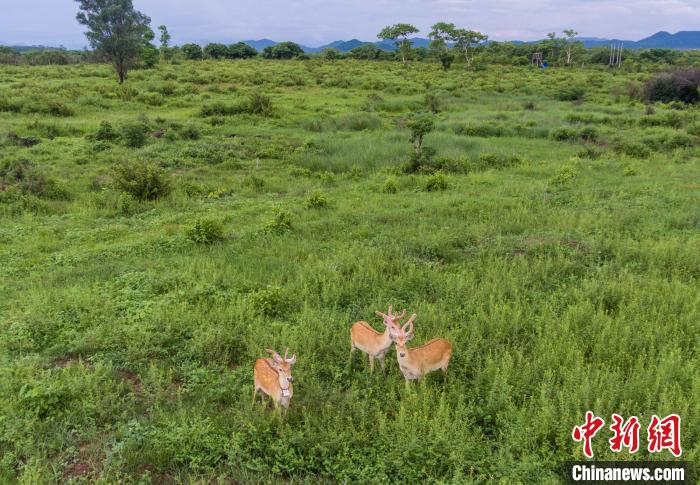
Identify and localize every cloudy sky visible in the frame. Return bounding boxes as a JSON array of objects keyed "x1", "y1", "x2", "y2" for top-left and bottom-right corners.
[{"x1": 2, "y1": 0, "x2": 700, "y2": 47}]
